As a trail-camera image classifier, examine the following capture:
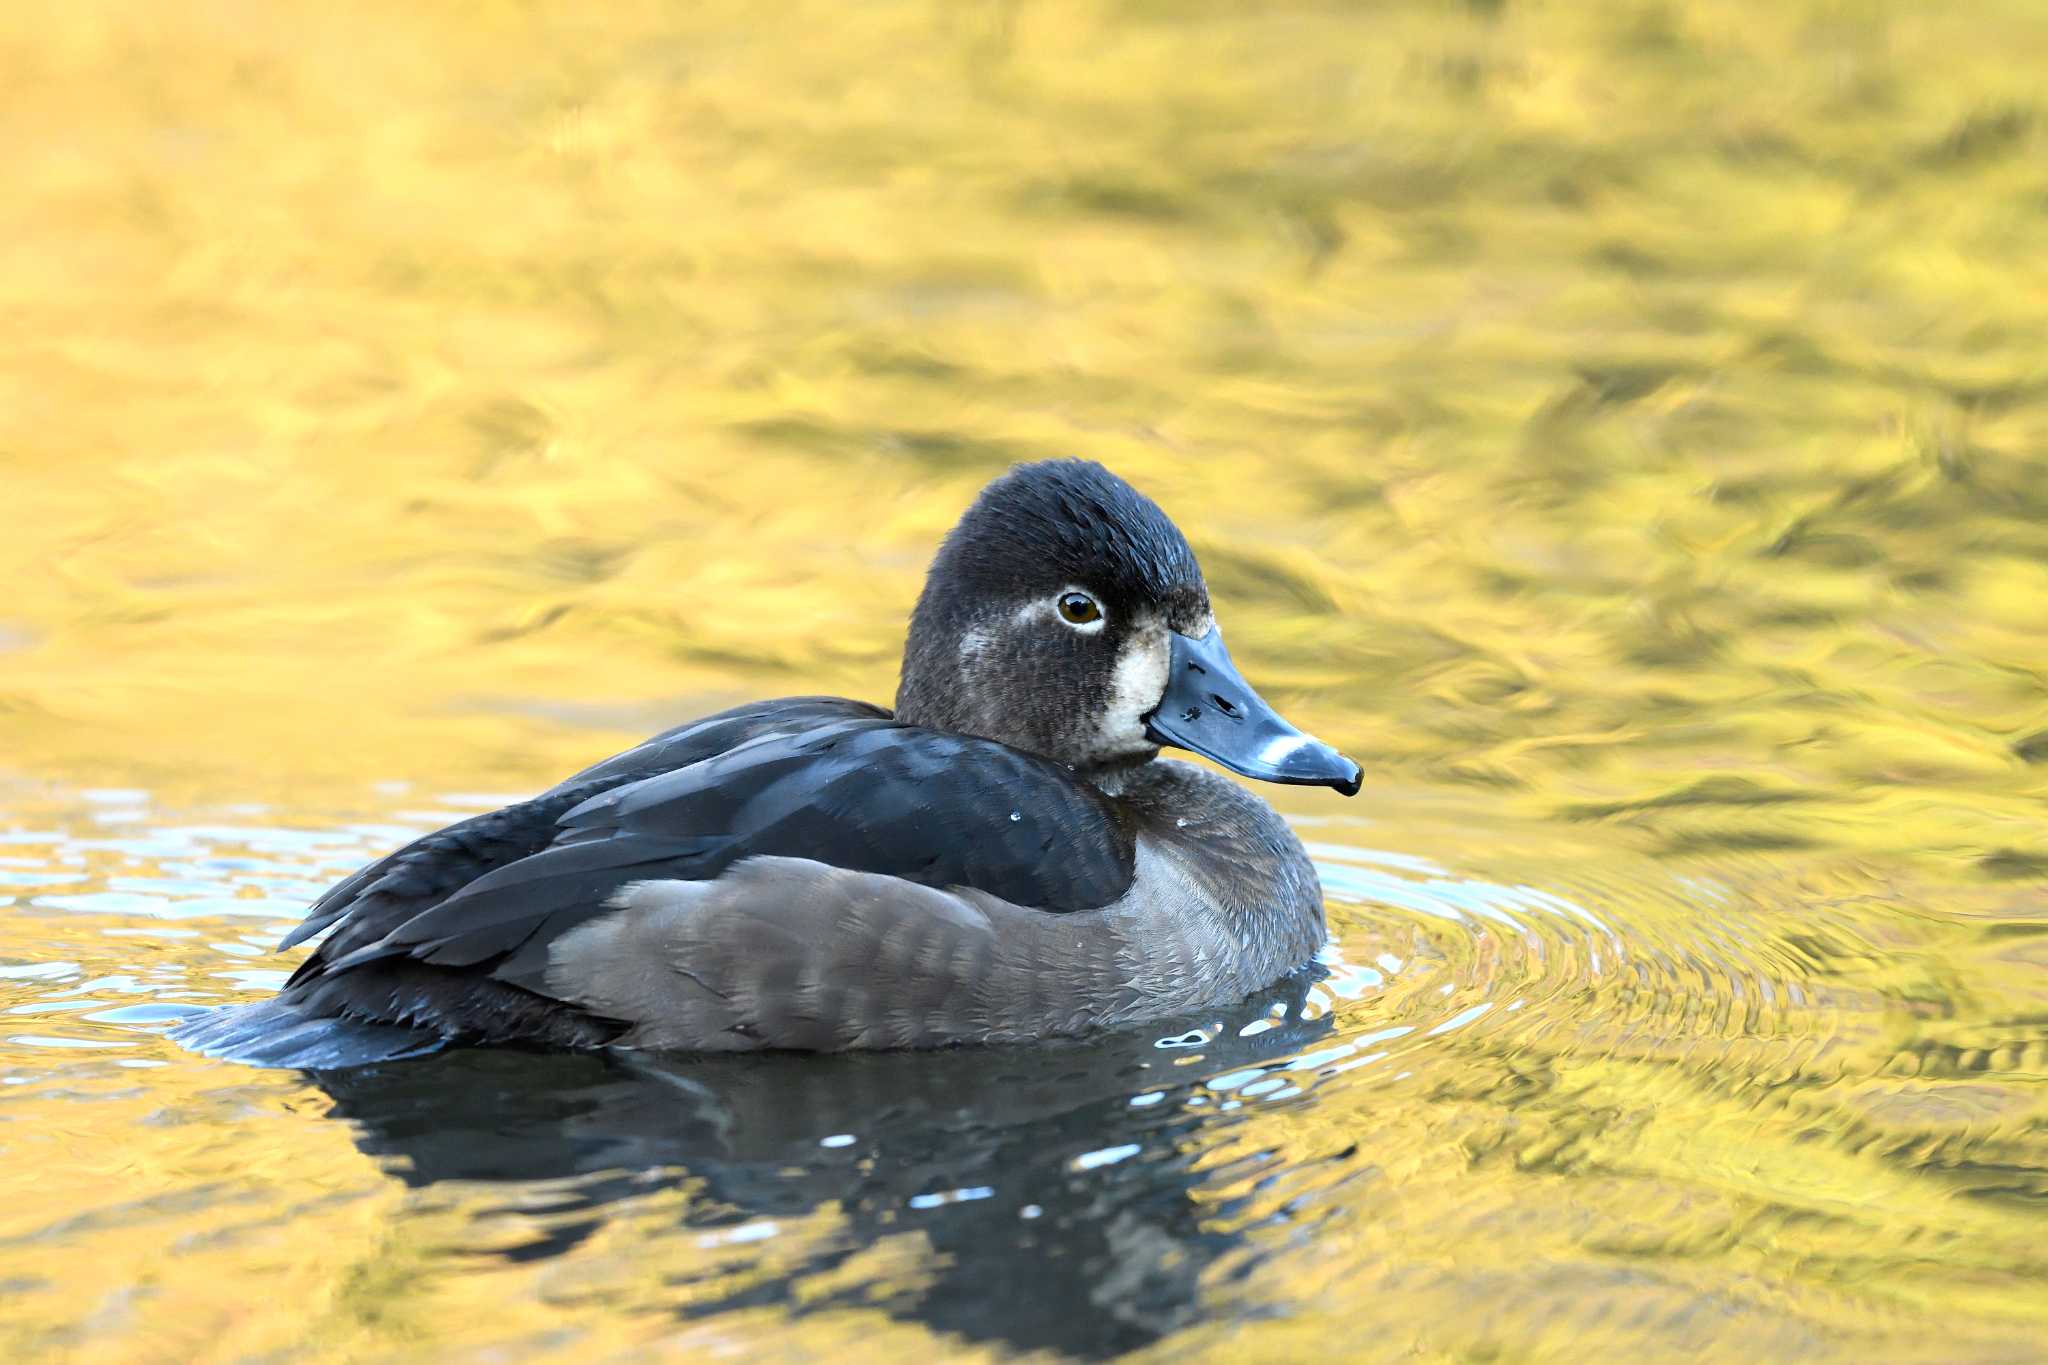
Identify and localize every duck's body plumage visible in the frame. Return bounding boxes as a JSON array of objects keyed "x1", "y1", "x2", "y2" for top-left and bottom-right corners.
[
  {"x1": 178, "y1": 460, "x2": 1357, "y2": 1064},
  {"x1": 260, "y1": 697, "x2": 1321, "y2": 1052}
]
